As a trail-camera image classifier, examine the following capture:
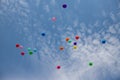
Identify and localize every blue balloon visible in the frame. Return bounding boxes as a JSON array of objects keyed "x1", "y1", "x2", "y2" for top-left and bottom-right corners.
[
  {"x1": 41, "y1": 33, "x2": 45, "y2": 36},
  {"x1": 101, "y1": 39, "x2": 106, "y2": 44},
  {"x1": 33, "y1": 48, "x2": 37, "y2": 52}
]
